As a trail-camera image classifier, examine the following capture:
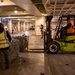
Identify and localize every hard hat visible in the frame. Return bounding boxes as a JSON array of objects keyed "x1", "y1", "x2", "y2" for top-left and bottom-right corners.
[
  {"x1": 4, "y1": 26, "x2": 7, "y2": 29},
  {"x1": 4, "y1": 26, "x2": 8, "y2": 31}
]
